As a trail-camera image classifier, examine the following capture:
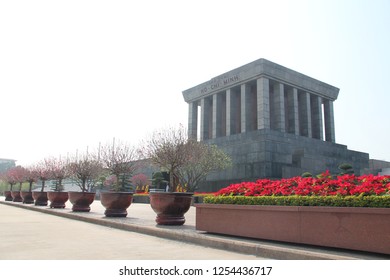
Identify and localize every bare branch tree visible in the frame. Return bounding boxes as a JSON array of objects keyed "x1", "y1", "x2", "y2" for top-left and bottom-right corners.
[
  {"x1": 4, "y1": 167, "x2": 19, "y2": 191},
  {"x1": 12, "y1": 166, "x2": 28, "y2": 191},
  {"x1": 99, "y1": 139, "x2": 140, "y2": 191},
  {"x1": 45, "y1": 156, "x2": 69, "y2": 191},
  {"x1": 25, "y1": 166, "x2": 38, "y2": 192},
  {"x1": 141, "y1": 125, "x2": 232, "y2": 192},
  {"x1": 140, "y1": 125, "x2": 188, "y2": 191},
  {"x1": 32, "y1": 160, "x2": 52, "y2": 192},
  {"x1": 68, "y1": 151, "x2": 103, "y2": 192},
  {"x1": 176, "y1": 141, "x2": 232, "y2": 192}
]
